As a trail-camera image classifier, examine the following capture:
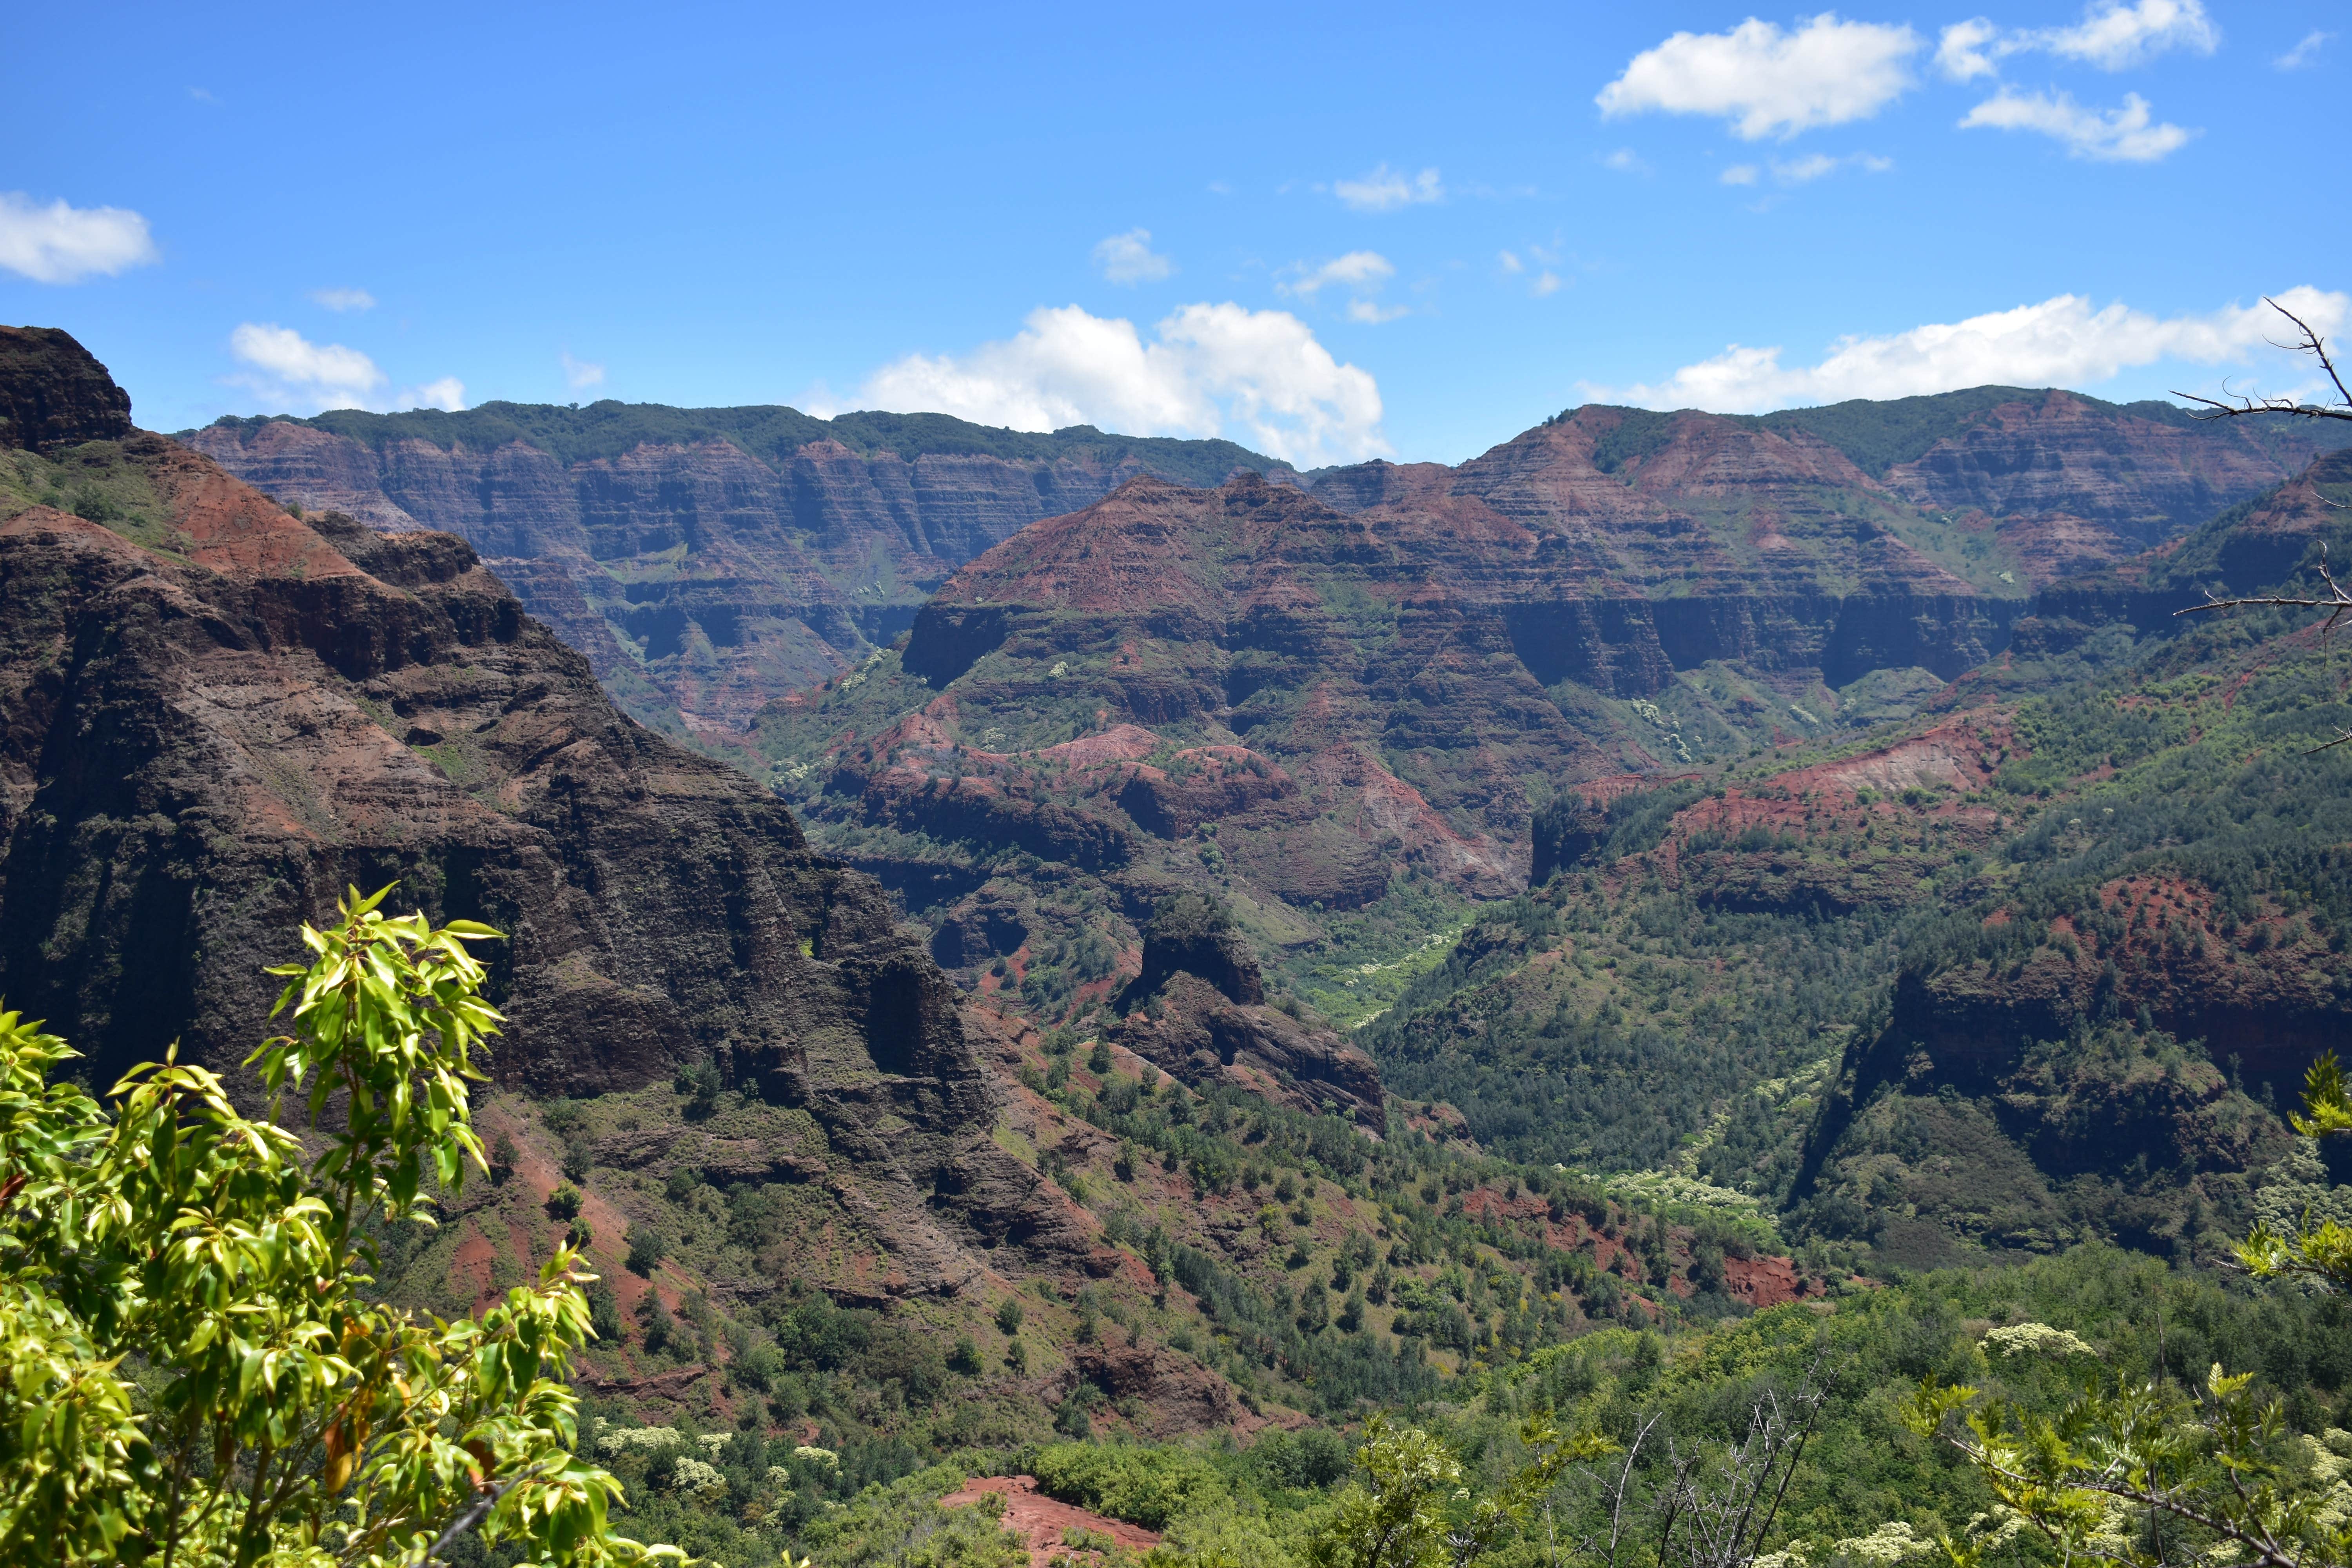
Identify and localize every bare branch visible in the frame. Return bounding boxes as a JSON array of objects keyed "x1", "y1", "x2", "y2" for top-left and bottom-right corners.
[
  {"x1": 2174, "y1": 298, "x2": 2352, "y2": 422},
  {"x1": 2176, "y1": 543, "x2": 2352, "y2": 751}
]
